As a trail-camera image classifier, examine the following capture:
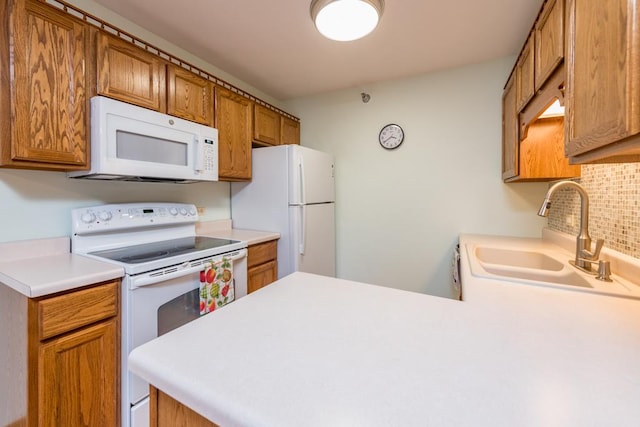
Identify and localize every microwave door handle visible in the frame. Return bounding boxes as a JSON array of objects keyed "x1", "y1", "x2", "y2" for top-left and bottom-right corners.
[{"x1": 130, "y1": 249, "x2": 247, "y2": 289}]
